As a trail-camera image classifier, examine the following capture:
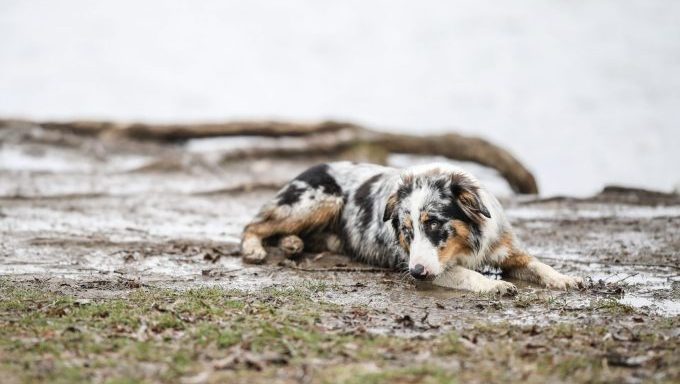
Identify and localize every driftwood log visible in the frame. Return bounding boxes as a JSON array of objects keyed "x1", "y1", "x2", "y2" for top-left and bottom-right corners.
[{"x1": 0, "y1": 119, "x2": 538, "y2": 194}]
